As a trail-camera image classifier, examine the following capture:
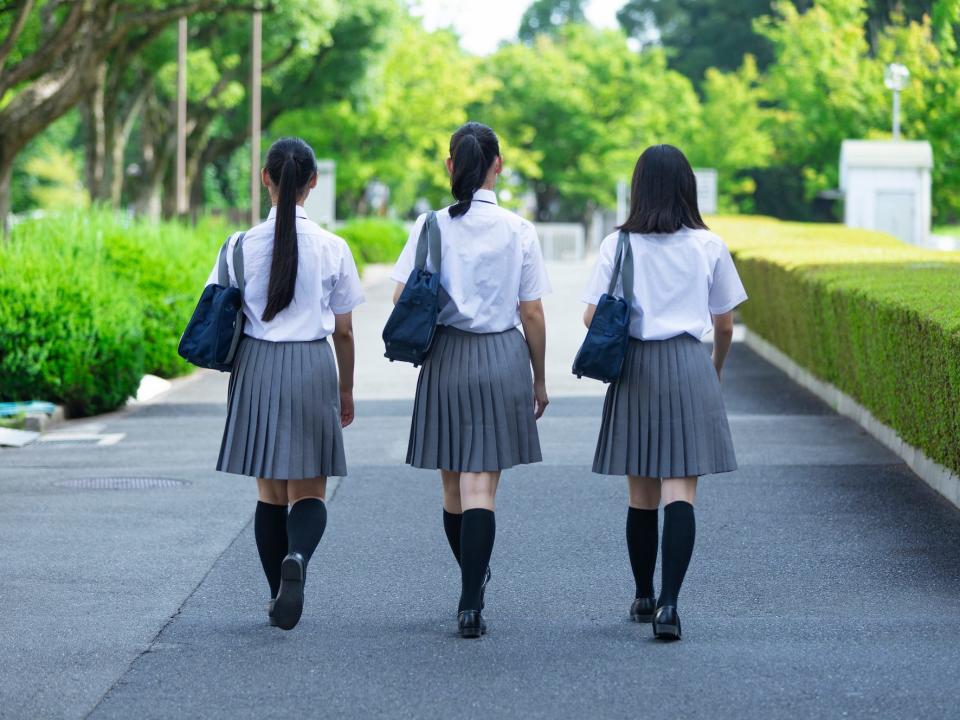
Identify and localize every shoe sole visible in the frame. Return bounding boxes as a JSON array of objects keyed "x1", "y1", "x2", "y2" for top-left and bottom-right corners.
[
  {"x1": 653, "y1": 624, "x2": 681, "y2": 640},
  {"x1": 630, "y1": 612, "x2": 654, "y2": 623},
  {"x1": 273, "y1": 557, "x2": 305, "y2": 631},
  {"x1": 460, "y1": 625, "x2": 482, "y2": 639}
]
